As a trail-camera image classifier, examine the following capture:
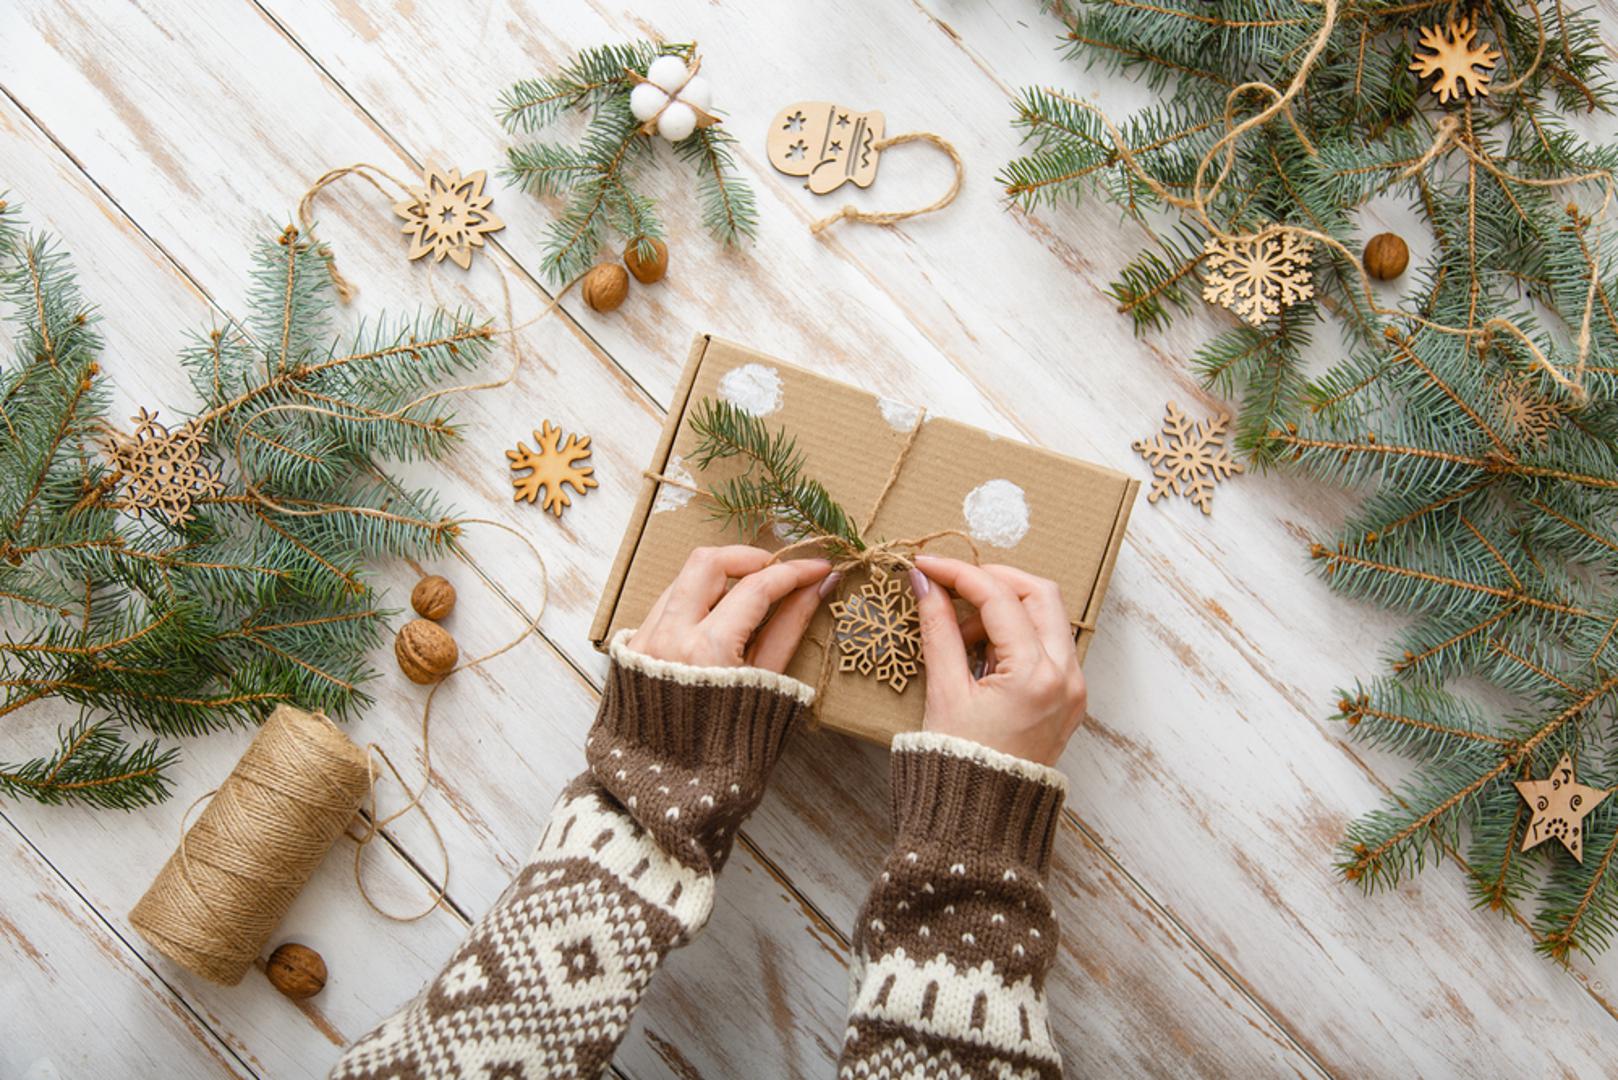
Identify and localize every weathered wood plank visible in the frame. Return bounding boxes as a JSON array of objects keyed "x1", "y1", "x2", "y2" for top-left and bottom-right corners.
[{"x1": 0, "y1": 813, "x2": 254, "y2": 1079}]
